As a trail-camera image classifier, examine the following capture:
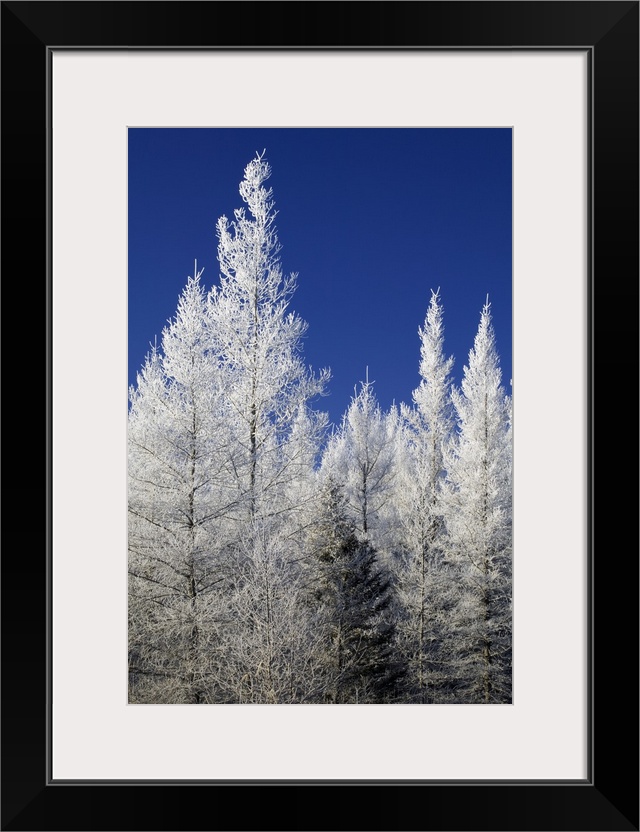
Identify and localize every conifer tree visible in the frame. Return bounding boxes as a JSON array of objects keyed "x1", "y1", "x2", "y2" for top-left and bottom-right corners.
[
  {"x1": 396, "y1": 289, "x2": 456, "y2": 701},
  {"x1": 443, "y1": 299, "x2": 512, "y2": 703},
  {"x1": 307, "y1": 479, "x2": 403, "y2": 703},
  {"x1": 210, "y1": 151, "x2": 329, "y2": 531},
  {"x1": 128, "y1": 268, "x2": 232, "y2": 703},
  {"x1": 320, "y1": 377, "x2": 399, "y2": 555},
  {"x1": 207, "y1": 152, "x2": 329, "y2": 699}
]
